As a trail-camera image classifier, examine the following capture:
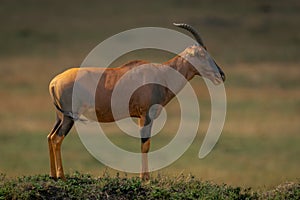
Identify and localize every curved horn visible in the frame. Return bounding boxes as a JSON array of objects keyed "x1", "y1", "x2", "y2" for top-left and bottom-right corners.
[{"x1": 173, "y1": 23, "x2": 206, "y2": 48}]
